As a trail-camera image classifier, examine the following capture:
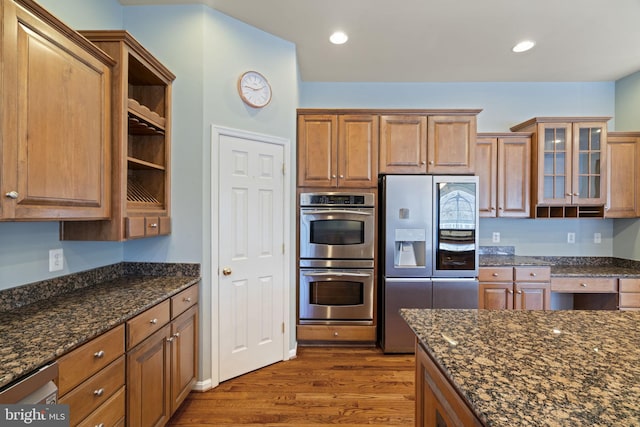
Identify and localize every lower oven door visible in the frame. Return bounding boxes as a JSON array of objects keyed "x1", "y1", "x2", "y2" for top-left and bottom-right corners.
[{"x1": 299, "y1": 268, "x2": 374, "y2": 325}]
